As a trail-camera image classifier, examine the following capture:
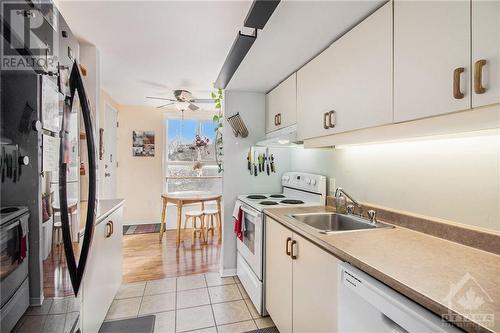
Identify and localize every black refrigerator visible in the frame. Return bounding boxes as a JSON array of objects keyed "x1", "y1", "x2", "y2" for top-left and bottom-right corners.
[{"x1": 1, "y1": 0, "x2": 97, "y2": 331}]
